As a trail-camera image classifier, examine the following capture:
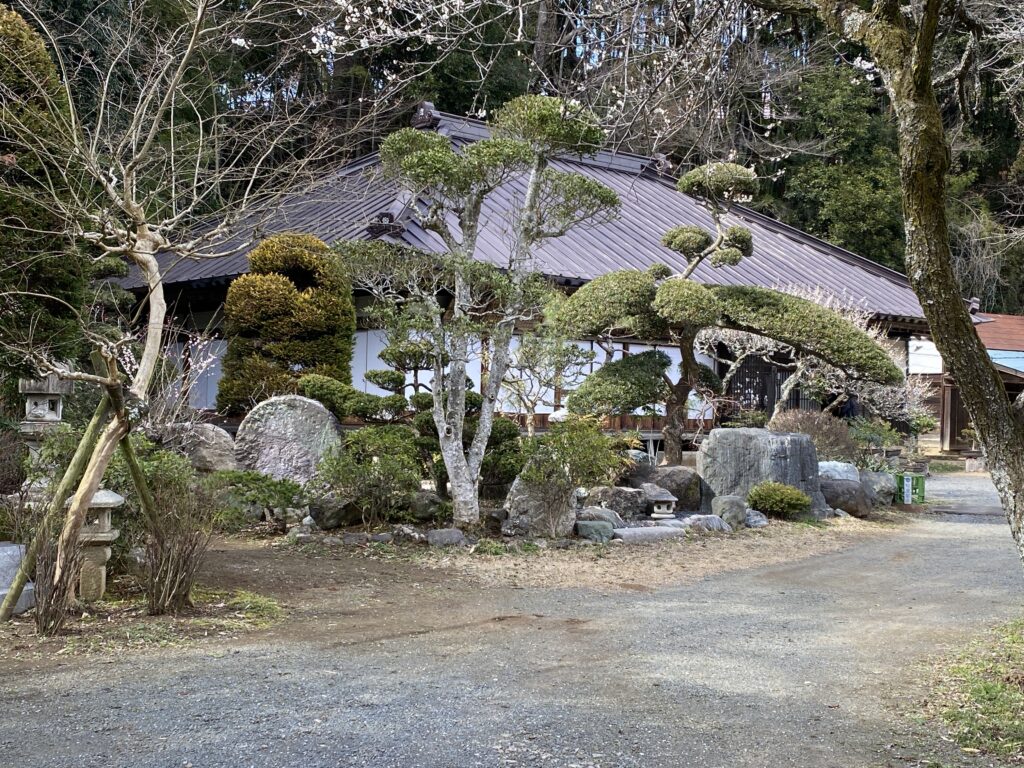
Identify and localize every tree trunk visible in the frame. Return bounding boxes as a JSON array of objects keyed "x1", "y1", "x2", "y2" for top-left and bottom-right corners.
[
  {"x1": 664, "y1": 330, "x2": 701, "y2": 464},
  {"x1": 525, "y1": 408, "x2": 536, "y2": 438},
  {"x1": 0, "y1": 395, "x2": 111, "y2": 622},
  {"x1": 884, "y1": 37, "x2": 1024, "y2": 564}
]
